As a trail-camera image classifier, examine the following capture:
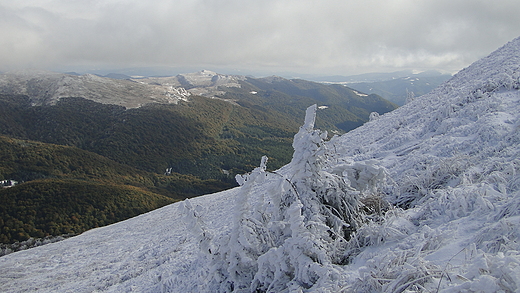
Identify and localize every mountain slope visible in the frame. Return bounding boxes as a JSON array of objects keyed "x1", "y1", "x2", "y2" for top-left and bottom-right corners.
[
  {"x1": 220, "y1": 76, "x2": 397, "y2": 132},
  {"x1": 348, "y1": 71, "x2": 452, "y2": 105},
  {"x1": 1, "y1": 37, "x2": 519, "y2": 292}
]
